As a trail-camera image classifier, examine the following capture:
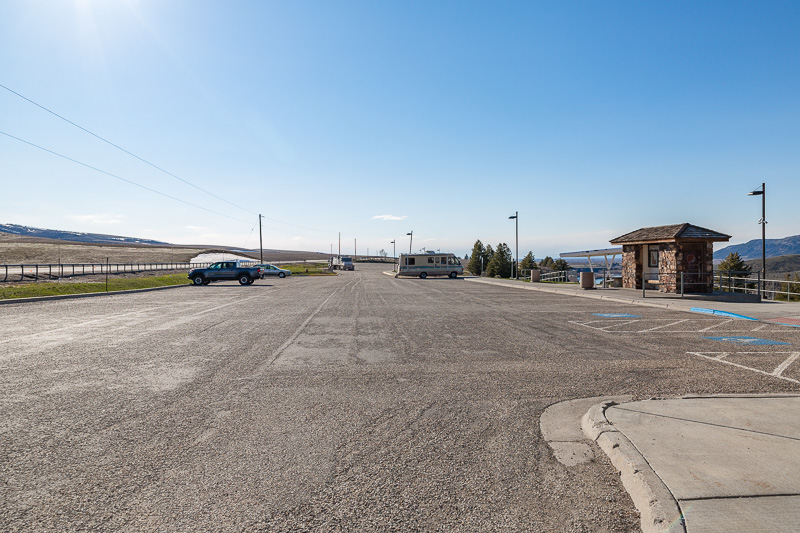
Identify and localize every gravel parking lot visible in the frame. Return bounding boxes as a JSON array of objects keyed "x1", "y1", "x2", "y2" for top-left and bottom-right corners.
[{"x1": 2, "y1": 263, "x2": 798, "y2": 531}]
